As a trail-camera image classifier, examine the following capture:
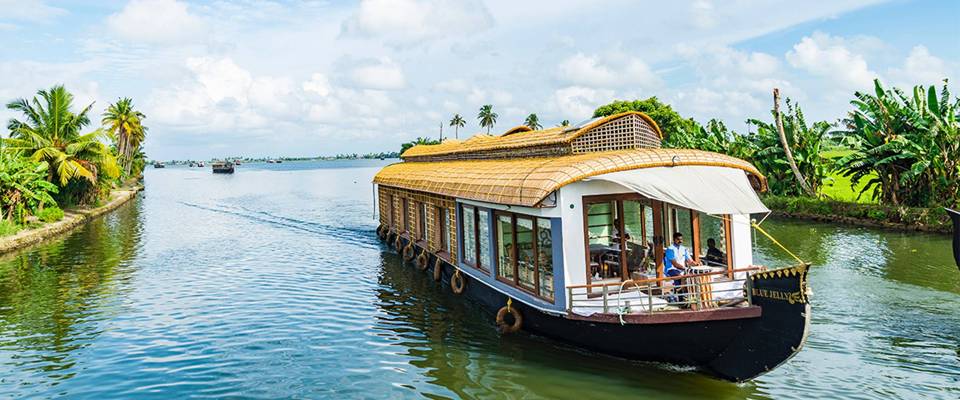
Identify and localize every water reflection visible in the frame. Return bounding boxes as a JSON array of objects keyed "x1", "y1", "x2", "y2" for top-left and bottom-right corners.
[{"x1": 0, "y1": 198, "x2": 144, "y2": 390}]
